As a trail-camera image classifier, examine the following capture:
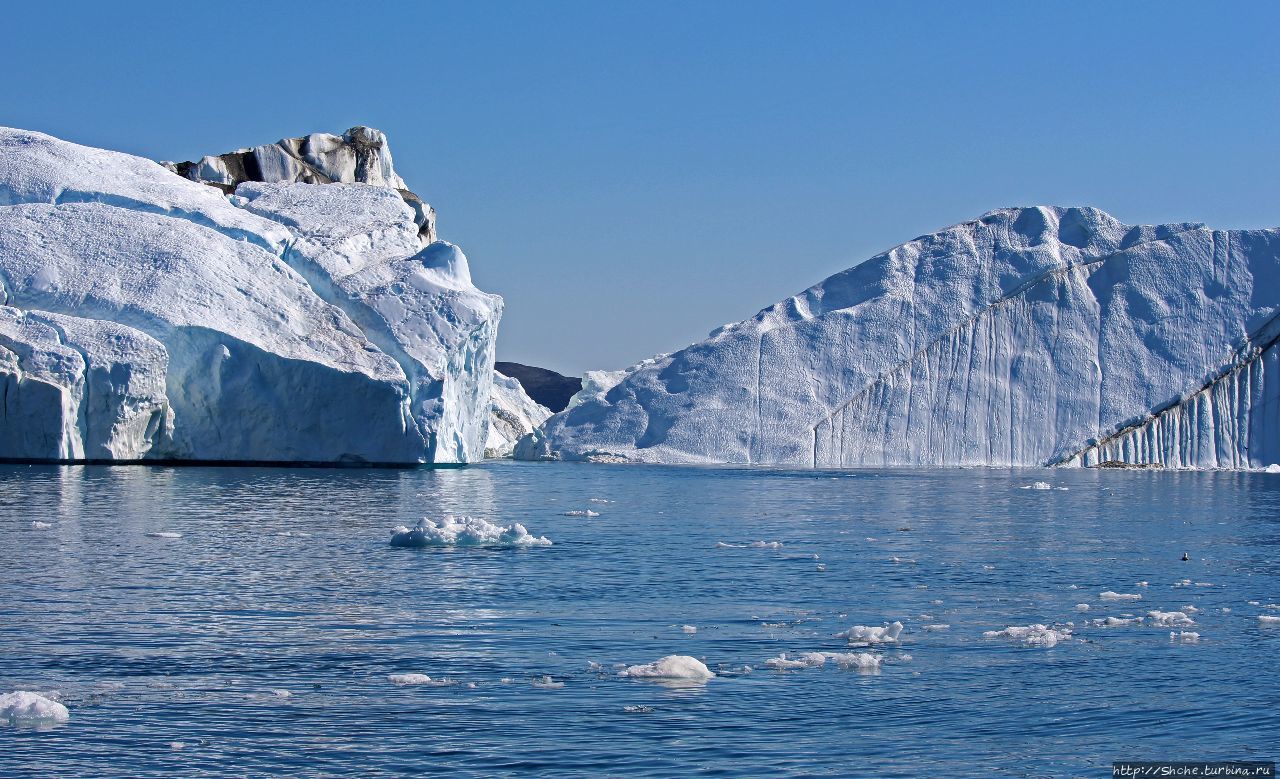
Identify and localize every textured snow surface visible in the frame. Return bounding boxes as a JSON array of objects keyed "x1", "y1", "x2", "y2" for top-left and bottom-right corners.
[
  {"x1": 388, "y1": 516, "x2": 552, "y2": 548},
  {"x1": 525, "y1": 206, "x2": 1280, "y2": 468},
  {"x1": 619, "y1": 655, "x2": 715, "y2": 681},
  {"x1": 0, "y1": 691, "x2": 68, "y2": 723},
  {"x1": 0, "y1": 126, "x2": 501, "y2": 463}
]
